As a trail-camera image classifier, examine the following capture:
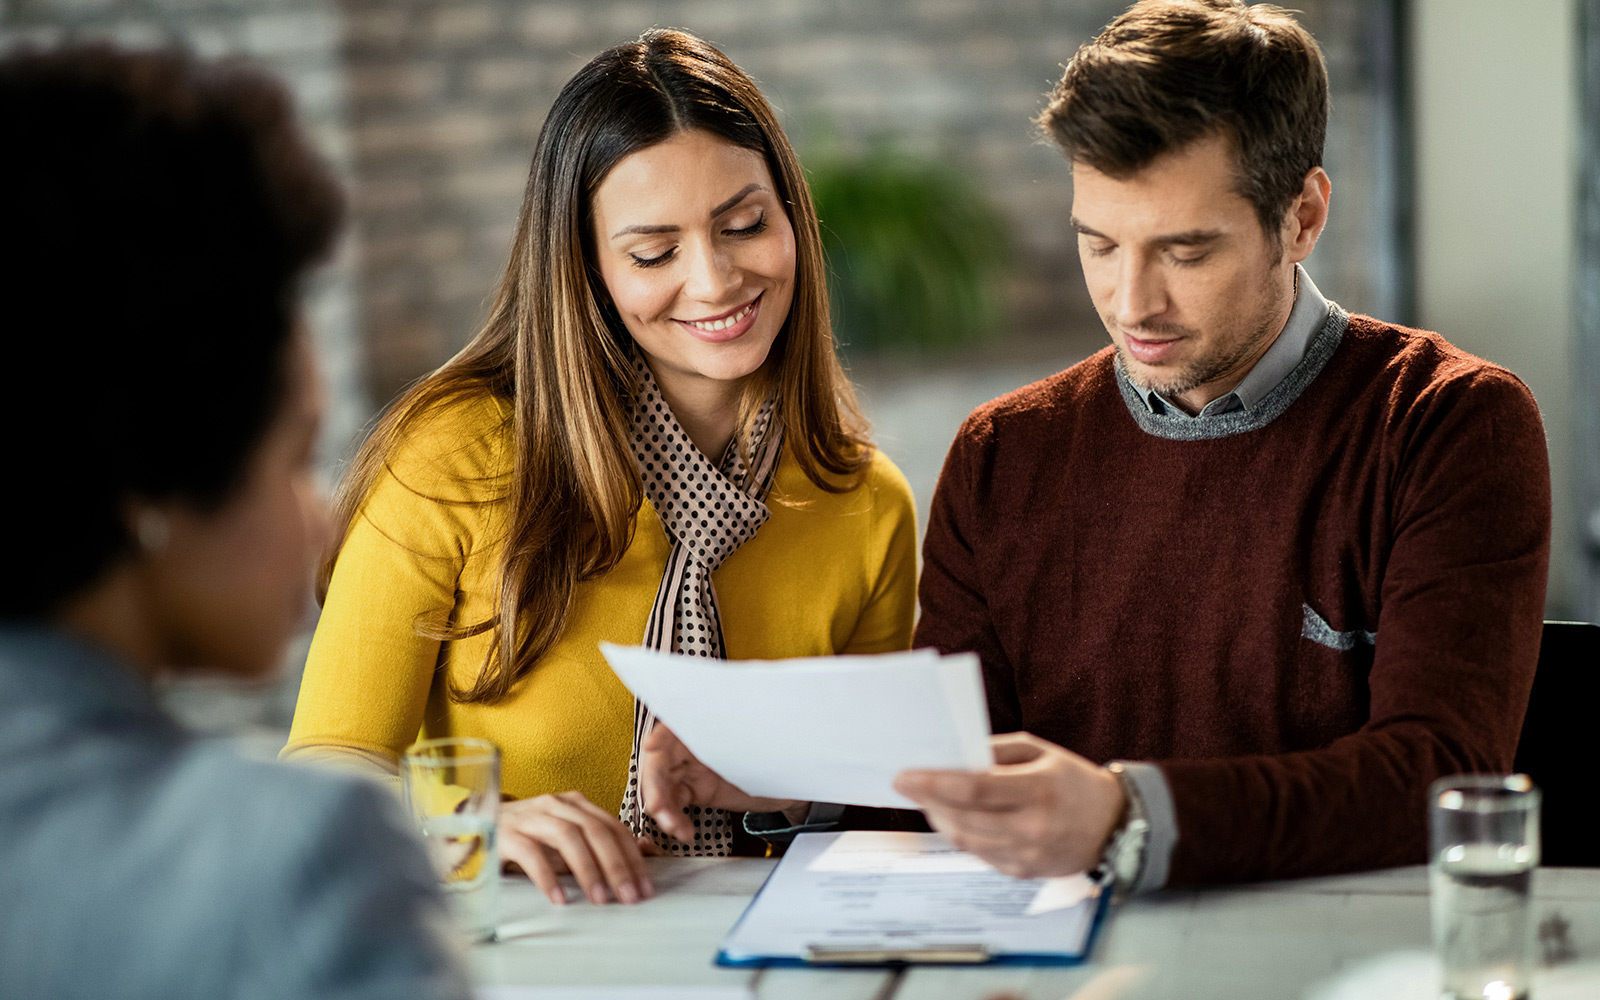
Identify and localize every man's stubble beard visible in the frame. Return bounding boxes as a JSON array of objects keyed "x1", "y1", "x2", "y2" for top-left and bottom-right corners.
[{"x1": 1109, "y1": 309, "x2": 1282, "y2": 401}]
